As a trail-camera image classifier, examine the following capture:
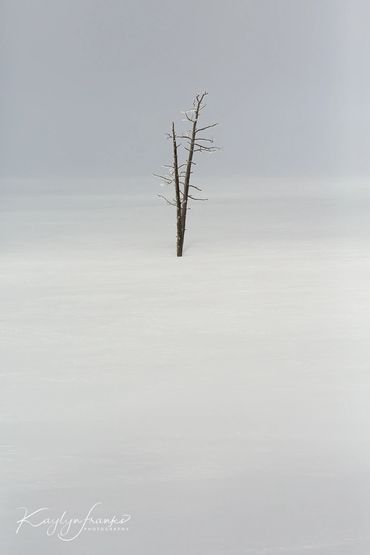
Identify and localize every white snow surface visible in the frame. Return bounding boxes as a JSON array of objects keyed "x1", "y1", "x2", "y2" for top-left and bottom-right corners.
[{"x1": 1, "y1": 177, "x2": 370, "y2": 554}]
